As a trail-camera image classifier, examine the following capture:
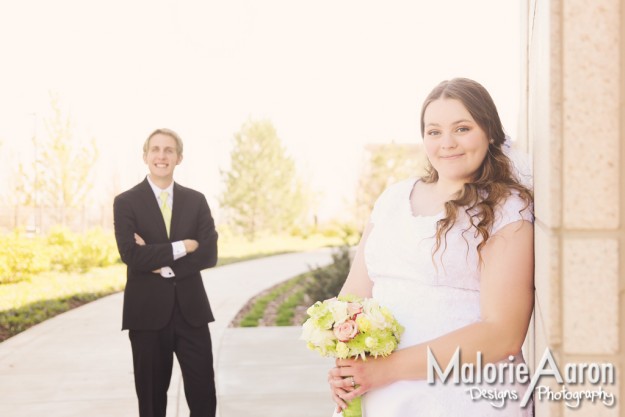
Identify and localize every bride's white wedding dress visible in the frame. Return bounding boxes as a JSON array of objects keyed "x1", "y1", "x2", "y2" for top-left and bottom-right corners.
[{"x1": 334, "y1": 178, "x2": 534, "y2": 417}]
